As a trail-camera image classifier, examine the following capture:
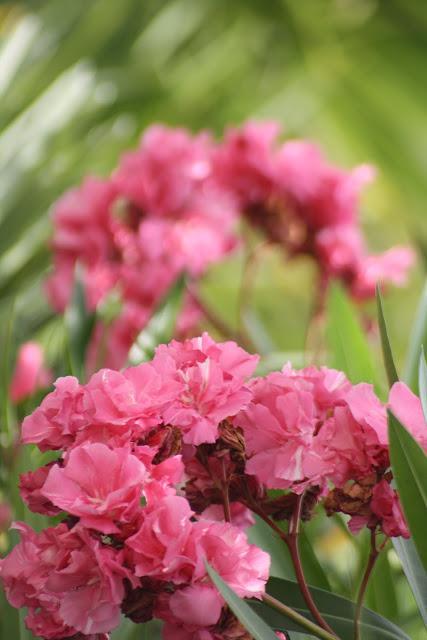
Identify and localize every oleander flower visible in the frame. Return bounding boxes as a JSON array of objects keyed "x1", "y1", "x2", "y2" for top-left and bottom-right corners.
[
  {"x1": 22, "y1": 376, "x2": 87, "y2": 451},
  {"x1": 0, "y1": 522, "x2": 131, "y2": 638},
  {"x1": 41, "y1": 443, "x2": 147, "y2": 533},
  {"x1": 152, "y1": 333, "x2": 259, "y2": 445}
]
